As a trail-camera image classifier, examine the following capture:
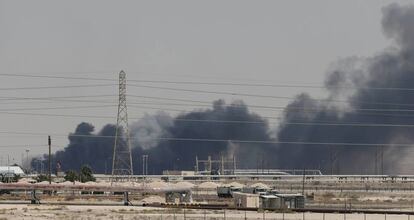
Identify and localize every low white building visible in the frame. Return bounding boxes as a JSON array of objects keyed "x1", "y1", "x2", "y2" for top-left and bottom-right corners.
[
  {"x1": 233, "y1": 192, "x2": 259, "y2": 208},
  {"x1": 162, "y1": 170, "x2": 195, "y2": 176},
  {"x1": 0, "y1": 166, "x2": 25, "y2": 176}
]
